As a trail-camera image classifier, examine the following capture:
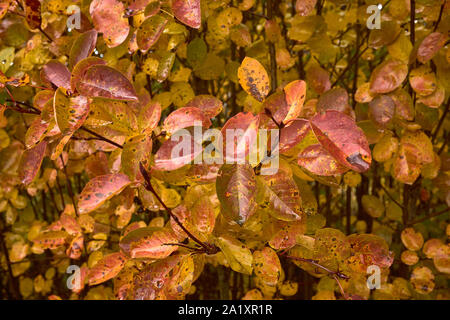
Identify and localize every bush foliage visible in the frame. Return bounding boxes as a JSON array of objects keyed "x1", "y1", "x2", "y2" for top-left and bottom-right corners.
[{"x1": 0, "y1": 0, "x2": 449, "y2": 300}]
